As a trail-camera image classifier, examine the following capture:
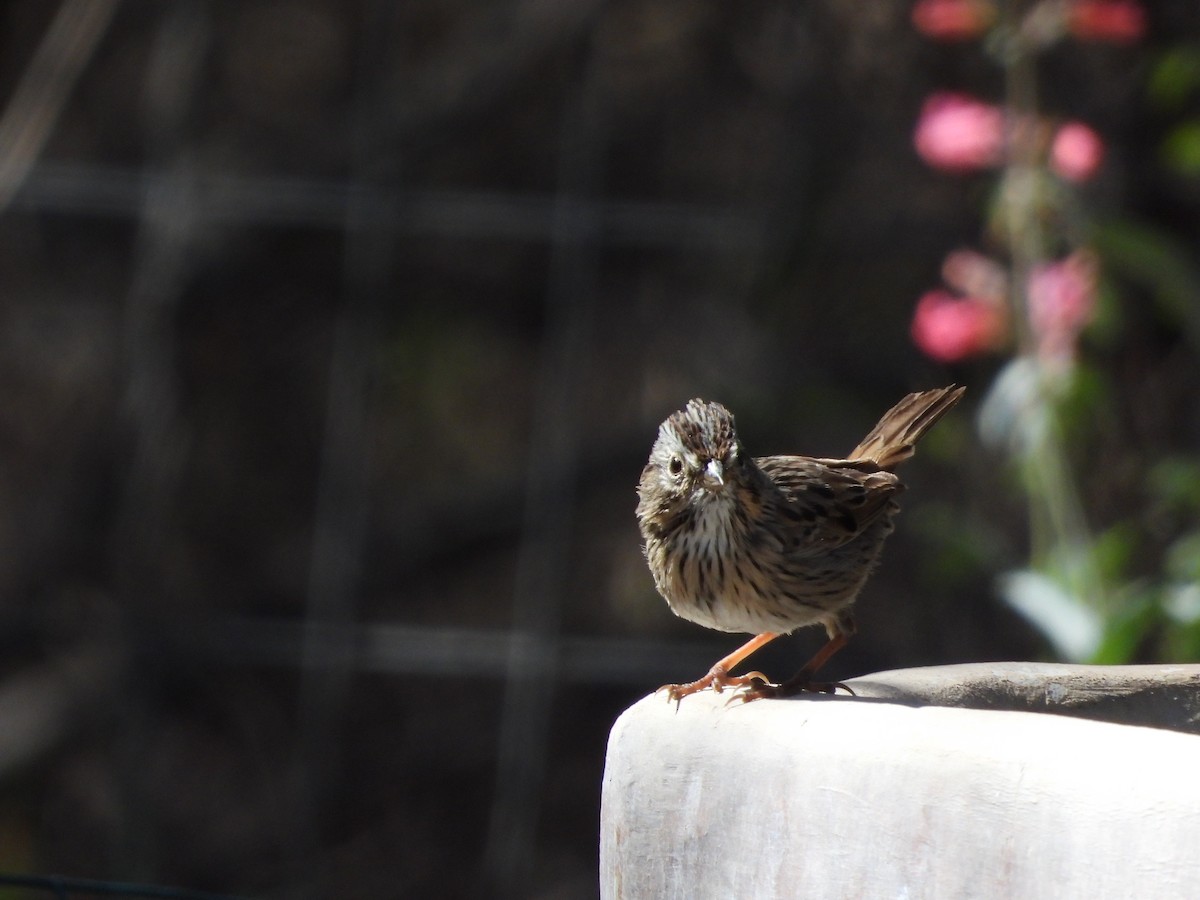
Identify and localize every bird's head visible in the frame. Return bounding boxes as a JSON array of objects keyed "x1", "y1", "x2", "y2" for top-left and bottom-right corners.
[{"x1": 641, "y1": 399, "x2": 745, "y2": 510}]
